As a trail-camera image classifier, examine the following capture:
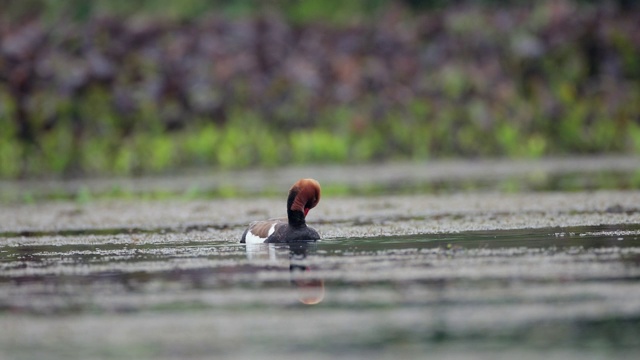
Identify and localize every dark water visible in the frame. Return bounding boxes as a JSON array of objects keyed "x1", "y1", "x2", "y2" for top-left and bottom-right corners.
[{"x1": 1, "y1": 224, "x2": 640, "y2": 359}]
